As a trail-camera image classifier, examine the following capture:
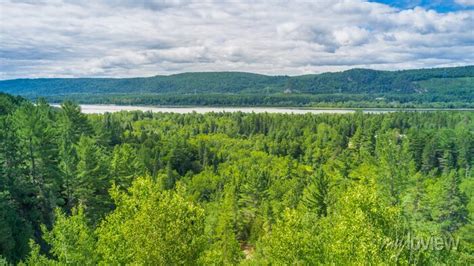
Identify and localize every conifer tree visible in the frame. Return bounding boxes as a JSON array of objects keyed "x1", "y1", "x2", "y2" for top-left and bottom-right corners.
[{"x1": 74, "y1": 136, "x2": 110, "y2": 222}]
